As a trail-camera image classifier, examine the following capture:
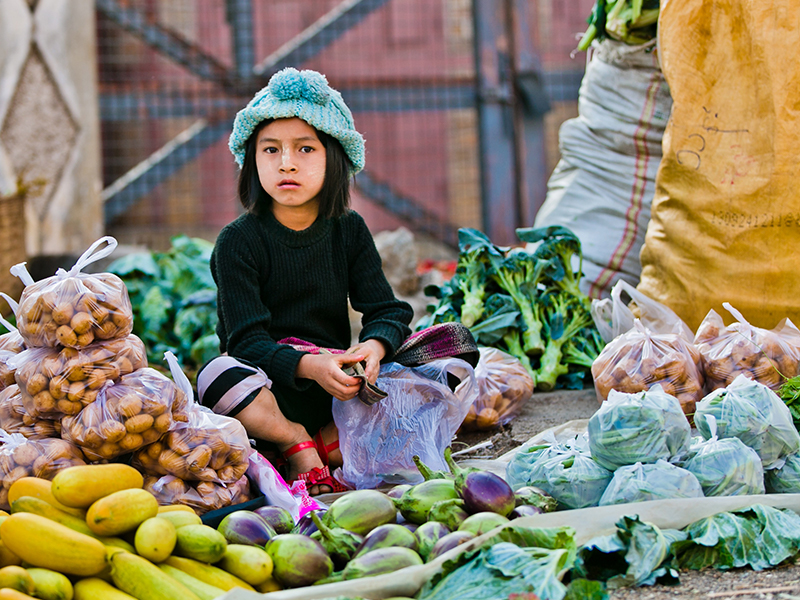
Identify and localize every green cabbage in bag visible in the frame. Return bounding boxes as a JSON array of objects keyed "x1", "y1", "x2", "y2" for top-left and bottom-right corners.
[
  {"x1": 765, "y1": 452, "x2": 800, "y2": 494},
  {"x1": 524, "y1": 448, "x2": 612, "y2": 510},
  {"x1": 599, "y1": 460, "x2": 703, "y2": 506},
  {"x1": 588, "y1": 385, "x2": 691, "y2": 471},
  {"x1": 695, "y1": 374, "x2": 800, "y2": 469},
  {"x1": 683, "y1": 414, "x2": 764, "y2": 496}
]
